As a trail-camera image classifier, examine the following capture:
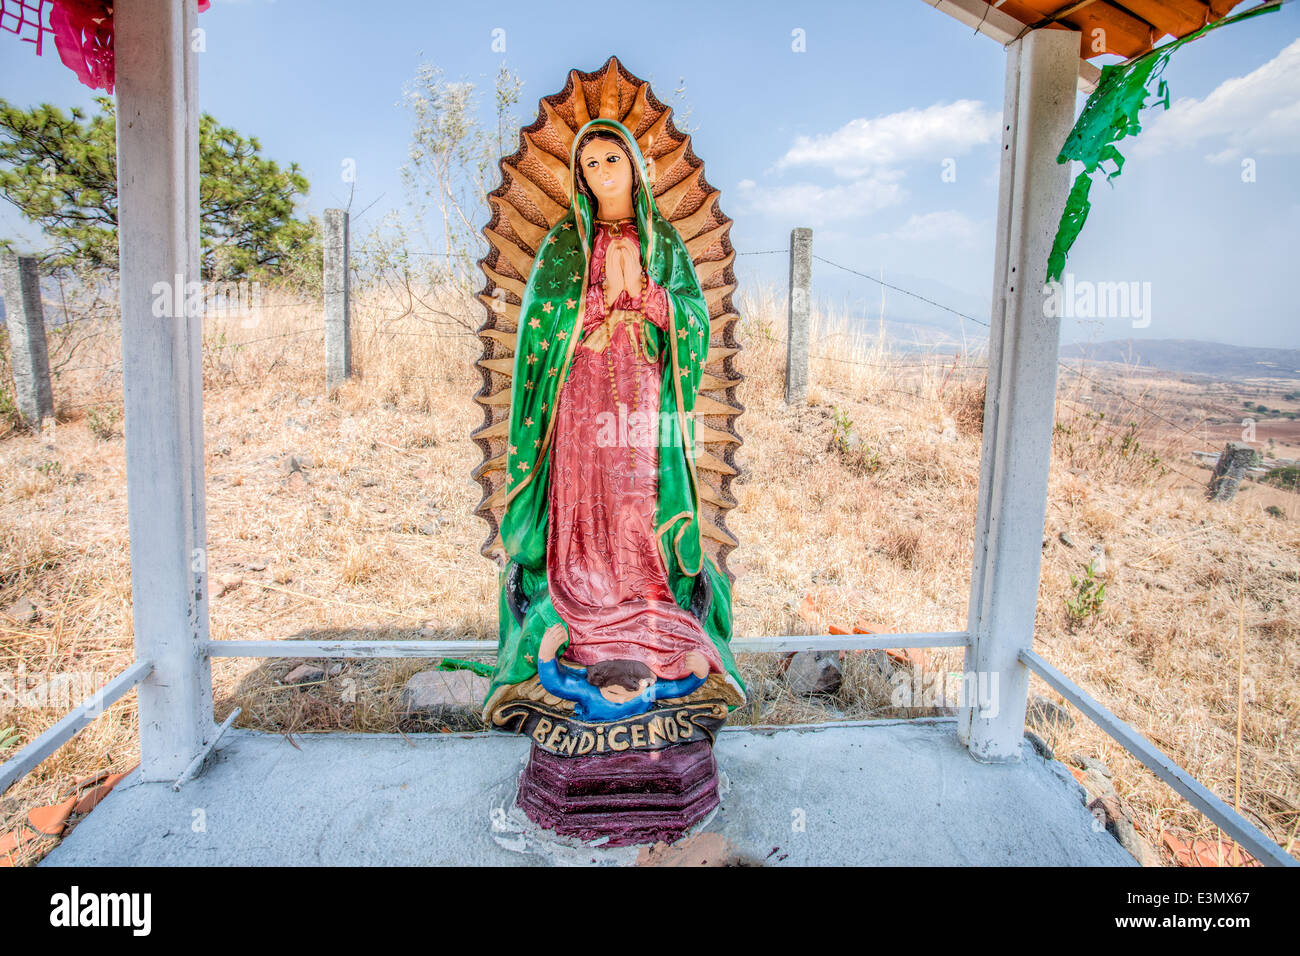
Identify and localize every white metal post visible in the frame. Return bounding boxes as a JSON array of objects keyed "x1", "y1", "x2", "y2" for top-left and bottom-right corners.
[
  {"x1": 959, "y1": 28, "x2": 1079, "y2": 762},
  {"x1": 115, "y1": 0, "x2": 215, "y2": 780}
]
